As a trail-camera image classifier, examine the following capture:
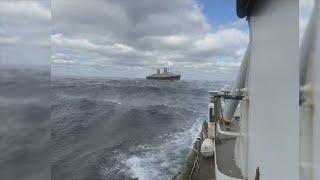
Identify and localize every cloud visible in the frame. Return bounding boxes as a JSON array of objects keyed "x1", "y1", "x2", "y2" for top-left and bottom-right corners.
[
  {"x1": 193, "y1": 28, "x2": 248, "y2": 56},
  {"x1": 0, "y1": 36, "x2": 19, "y2": 45},
  {"x1": 158, "y1": 35, "x2": 190, "y2": 47},
  {"x1": 52, "y1": 0, "x2": 249, "y2": 80},
  {"x1": 299, "y1": 0, "x2": 314, "y2": 40},
  {"x1": 53, "y1": 59, "x2": 74, "y2": 64},
  {"x1": 52, "y1": 34, "x2": 100, "y2": 50},
  {"x1": 0, "y1": 1, "x2": 51, "y2": 20},
  {"x1": 300, "y1": 0, "x2": 314, "y2": 10},
  {"x1": 52, "y1": 34, "x2": 136, "y2": 55},
  {"x1": 0, "y1": 1, "x2": 51, "y2": 66}
]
